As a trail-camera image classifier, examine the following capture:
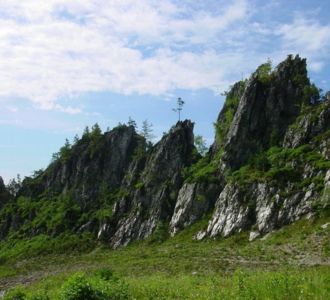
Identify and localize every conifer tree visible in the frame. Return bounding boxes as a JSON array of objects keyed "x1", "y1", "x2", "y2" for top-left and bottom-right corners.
[
  {"x1": 91, "y1": 123, "x2": 102, "y2": 136},
  {"x1": 140, "y1": 120, "x2": 154, "y2": 144},
  {"x1": 128, "y1": 117, "x2": 137, "y2": 129},
  {"x1": 172, "y1": 97, "x2": 185, "y2": 121}
]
